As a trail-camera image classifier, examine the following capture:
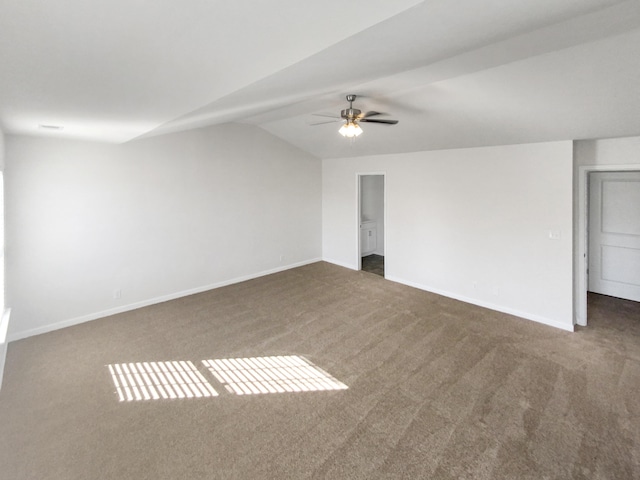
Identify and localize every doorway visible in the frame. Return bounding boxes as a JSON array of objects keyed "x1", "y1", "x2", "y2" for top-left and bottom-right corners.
[
  {"x1": 577, "y1": 166, "x2": 640, "y2": 326},
  {"x1": 358, "y1": 174, "x2": 385, "y2": 277}
]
